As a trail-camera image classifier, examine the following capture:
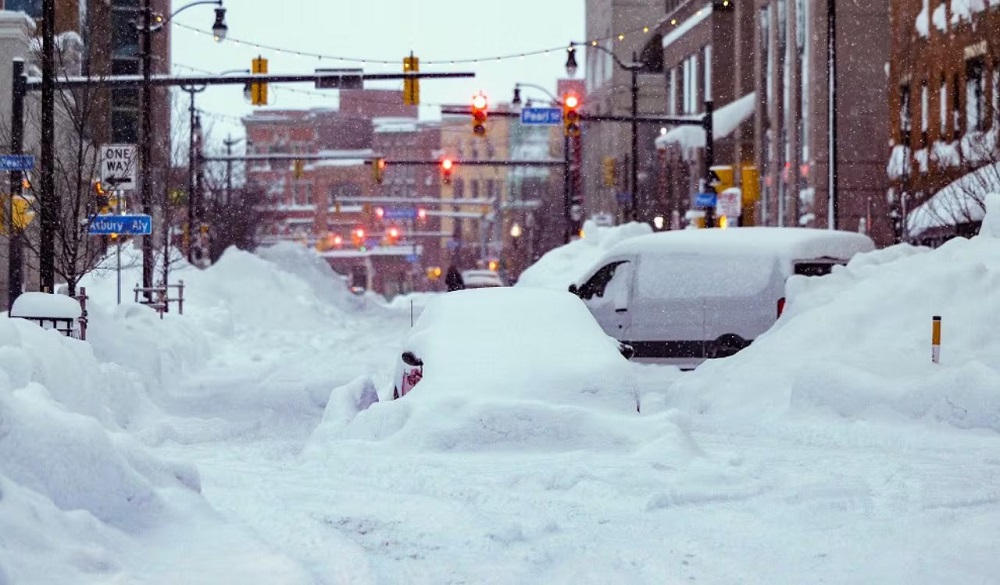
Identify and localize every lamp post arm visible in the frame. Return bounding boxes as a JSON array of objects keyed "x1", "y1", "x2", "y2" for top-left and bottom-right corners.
[
  {"x1": 515, "y1": 82, "x2": 561, "y2": 105},
  {"x1": 571, "y1": 41, "x2": 640, "y2": 71},
  {"x1": 118, "y1": 0, "x2": 222, "y2": 29}
]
